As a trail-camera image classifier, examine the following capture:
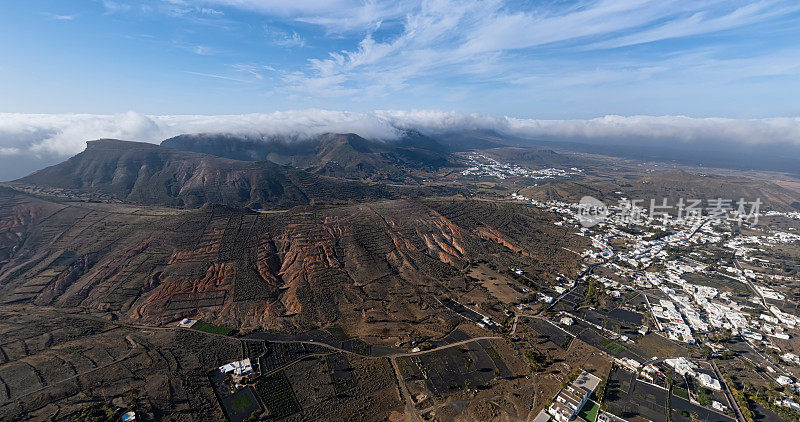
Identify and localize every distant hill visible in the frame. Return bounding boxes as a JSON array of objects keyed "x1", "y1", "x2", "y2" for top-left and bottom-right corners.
[
  {"x1": 520, "y1": 169, "x2": 800, "y2": 211},
  {"x1": 14, "y1": 139, "x2": 392, "y2": 208},
  {"x1": 482, "y1": 146, "x2": 589, "y2": 168},
  {"x1": 161, "y1": 132, "x2": 456, "y2": 182}
]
